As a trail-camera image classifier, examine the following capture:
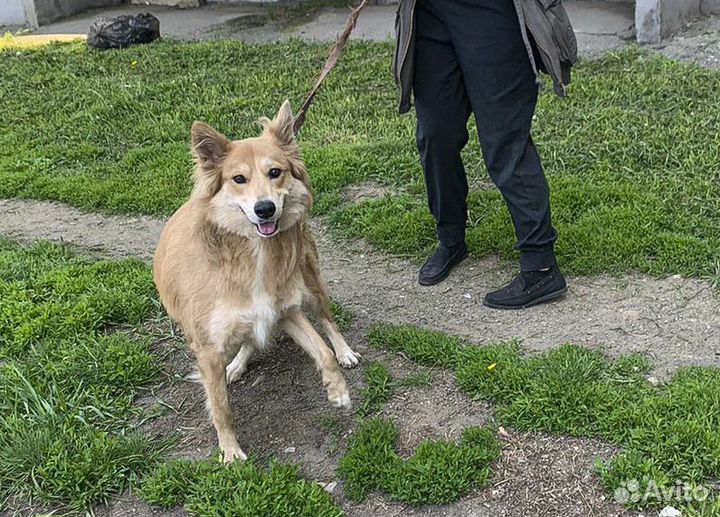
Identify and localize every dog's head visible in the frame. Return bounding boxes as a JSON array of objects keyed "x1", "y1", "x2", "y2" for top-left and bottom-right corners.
[{"x1": 190, "y1": 101, "x2": 311, "y2": 239}]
